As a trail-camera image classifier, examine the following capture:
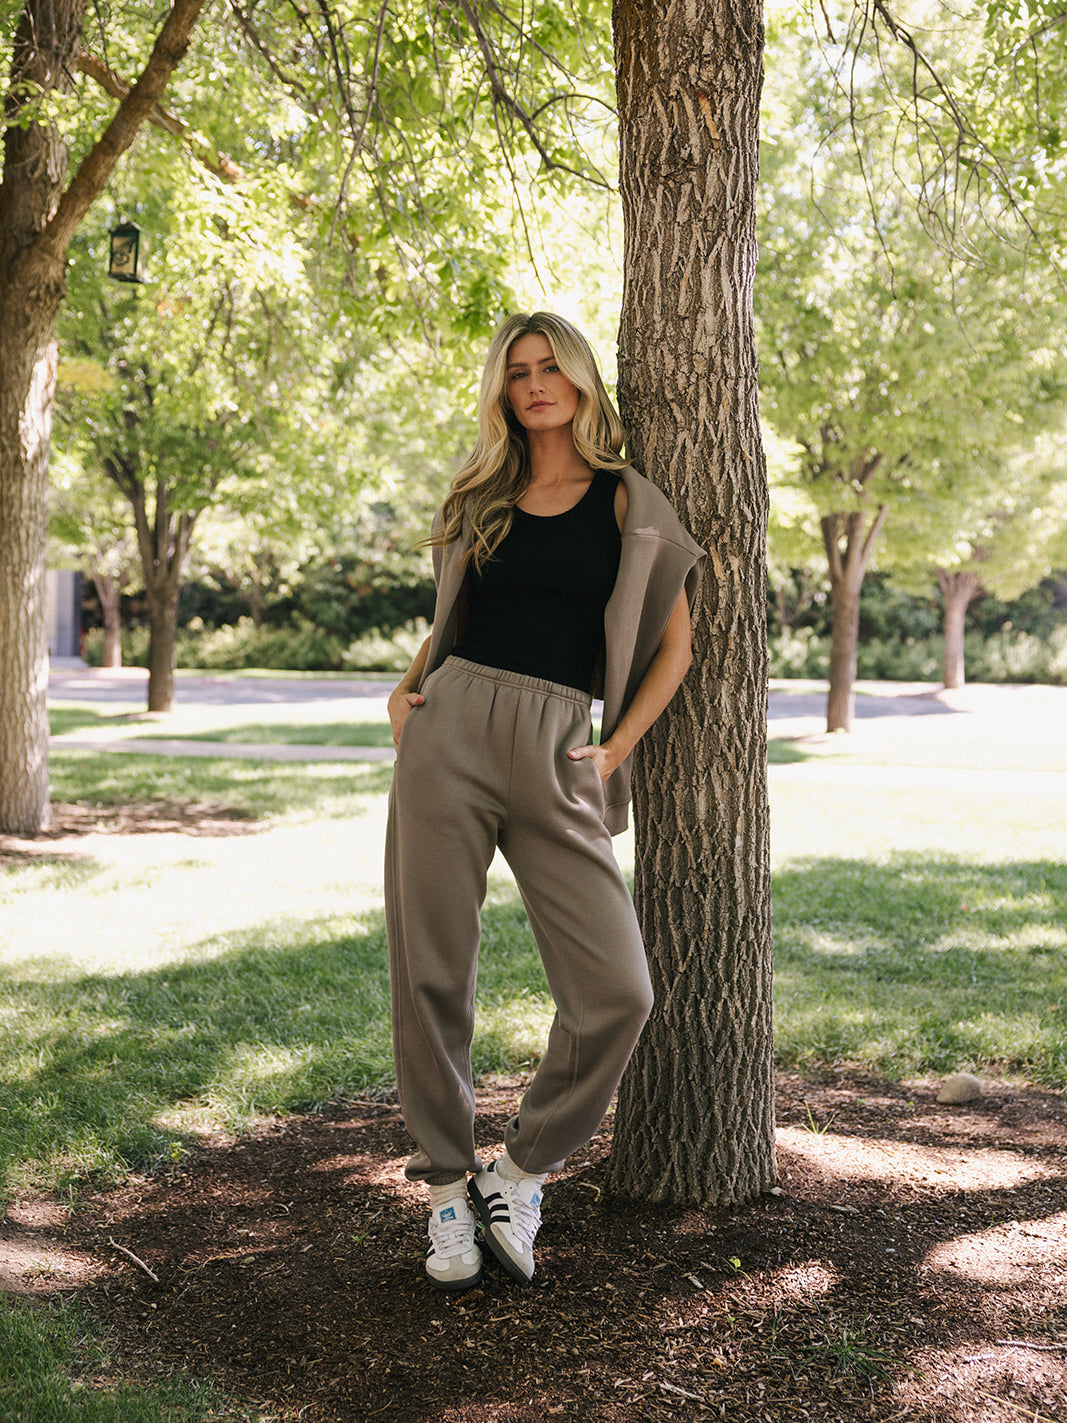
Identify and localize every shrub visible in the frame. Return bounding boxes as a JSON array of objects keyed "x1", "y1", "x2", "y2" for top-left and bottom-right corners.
[
  {"x1": 342, "y1": 618, "x2": 431, "y2": 672},
  {"x1": 82, "y1": 625, "x2": 150, "y2": 667},
  {"x1": 855, "y1": 637, "x2": 940, "y2": 682},
  {"x1": 768, "y1": 627, "x2": 829, "y2": 678},
  {"x1": 964, "y1": 626, "x2": 1067, "y2": 685},
  {"x1": 175, "y1": 617, "x2": 348, "y2": 671}
]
